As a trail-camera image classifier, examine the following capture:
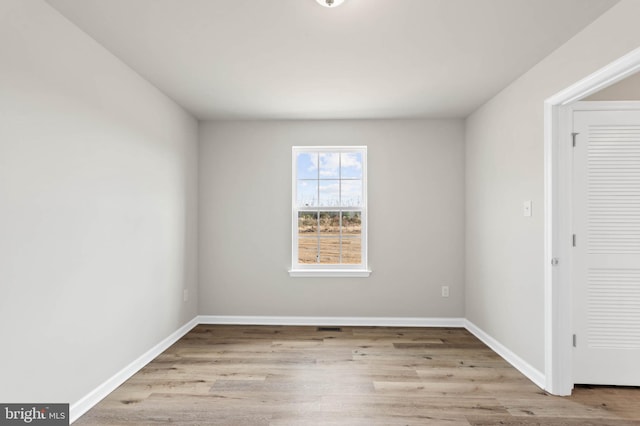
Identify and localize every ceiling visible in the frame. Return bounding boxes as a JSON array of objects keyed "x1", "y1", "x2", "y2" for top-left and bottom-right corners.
[{"x1": 46, "y1": 0, "x2": 618, "y2": 120}]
